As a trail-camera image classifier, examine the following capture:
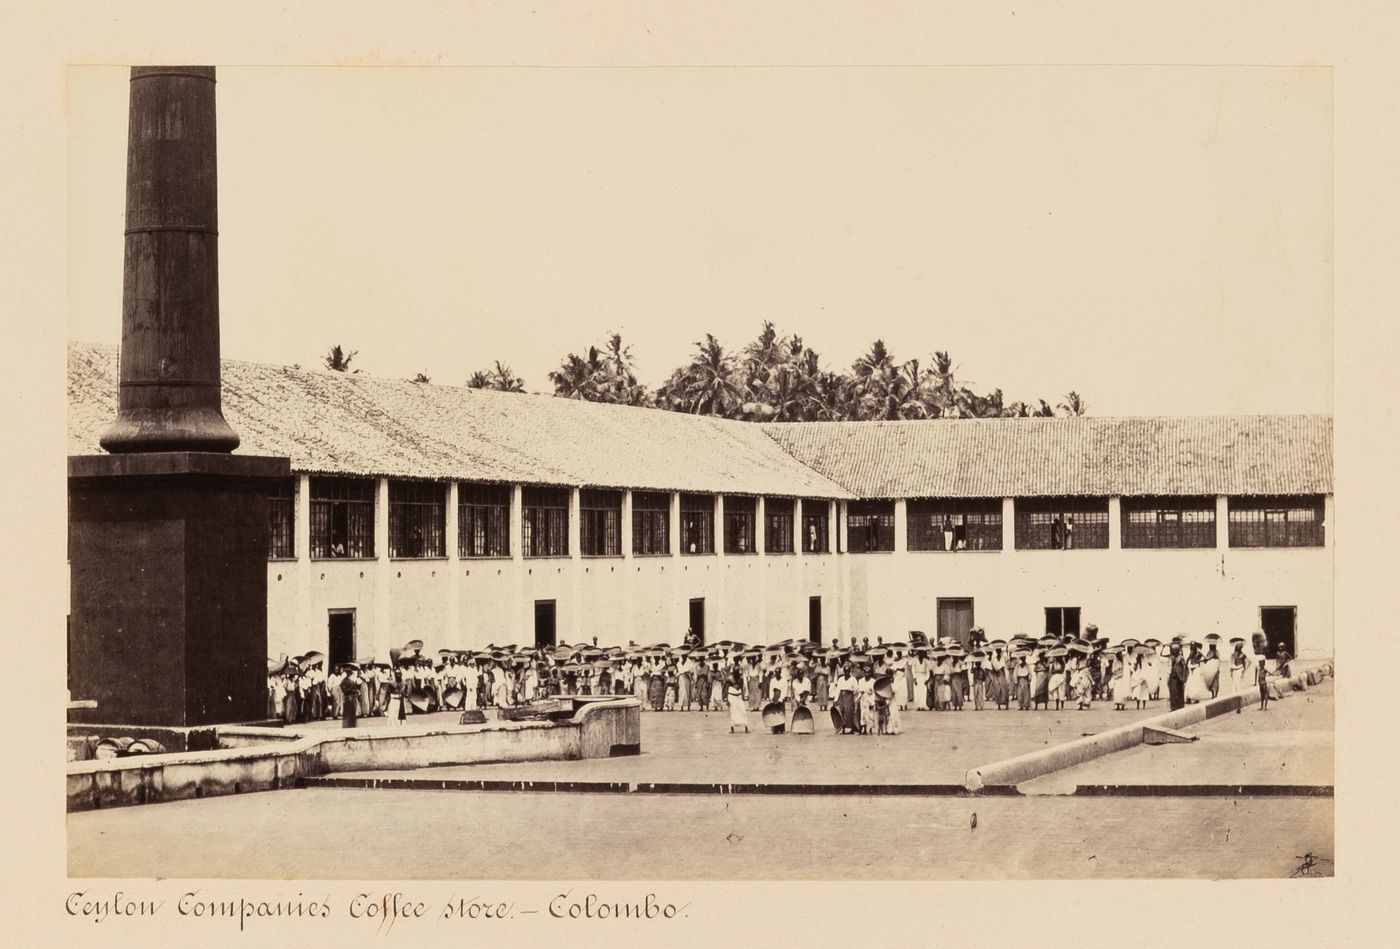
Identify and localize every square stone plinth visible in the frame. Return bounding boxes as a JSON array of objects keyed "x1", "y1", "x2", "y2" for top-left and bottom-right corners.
[{"x1": 68, "y1": 452, "x2": 290, "y2": 726}]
